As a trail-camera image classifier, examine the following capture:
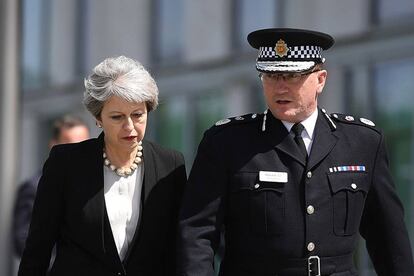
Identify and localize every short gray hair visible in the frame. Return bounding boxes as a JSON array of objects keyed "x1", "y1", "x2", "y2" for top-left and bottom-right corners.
[{"x1": 83, "y1": 56, "x2": 159, "y2": 118}]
